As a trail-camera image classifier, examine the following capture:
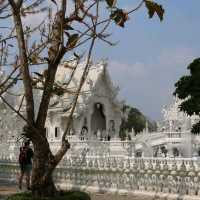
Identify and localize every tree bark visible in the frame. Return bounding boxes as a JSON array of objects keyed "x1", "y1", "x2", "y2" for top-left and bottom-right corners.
[
  {"x1": 31, "y1": 138, "x2": 58, "y2": 197},
  {"x1": 32, "y1": 172, "x2": 56, "y2": 197},
  {"x1": 9, "y1": 2, "x2": 35, "y2": 125},
  {"x1": 28, "y1": 128, "x2": 70, "y2": 197},
  {"x1": 8, "y1": 2, "x2": 69, "y2": 197}
]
